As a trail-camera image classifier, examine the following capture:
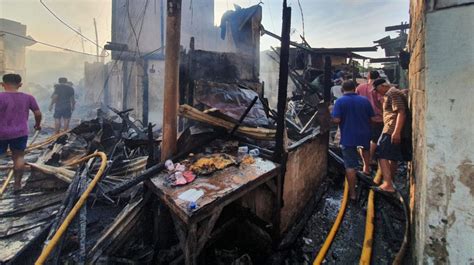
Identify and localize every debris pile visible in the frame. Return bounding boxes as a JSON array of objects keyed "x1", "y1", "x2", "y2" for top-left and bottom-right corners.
[{"x1": 0, "y1": 107, "x2": 158, "y2": 264}]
